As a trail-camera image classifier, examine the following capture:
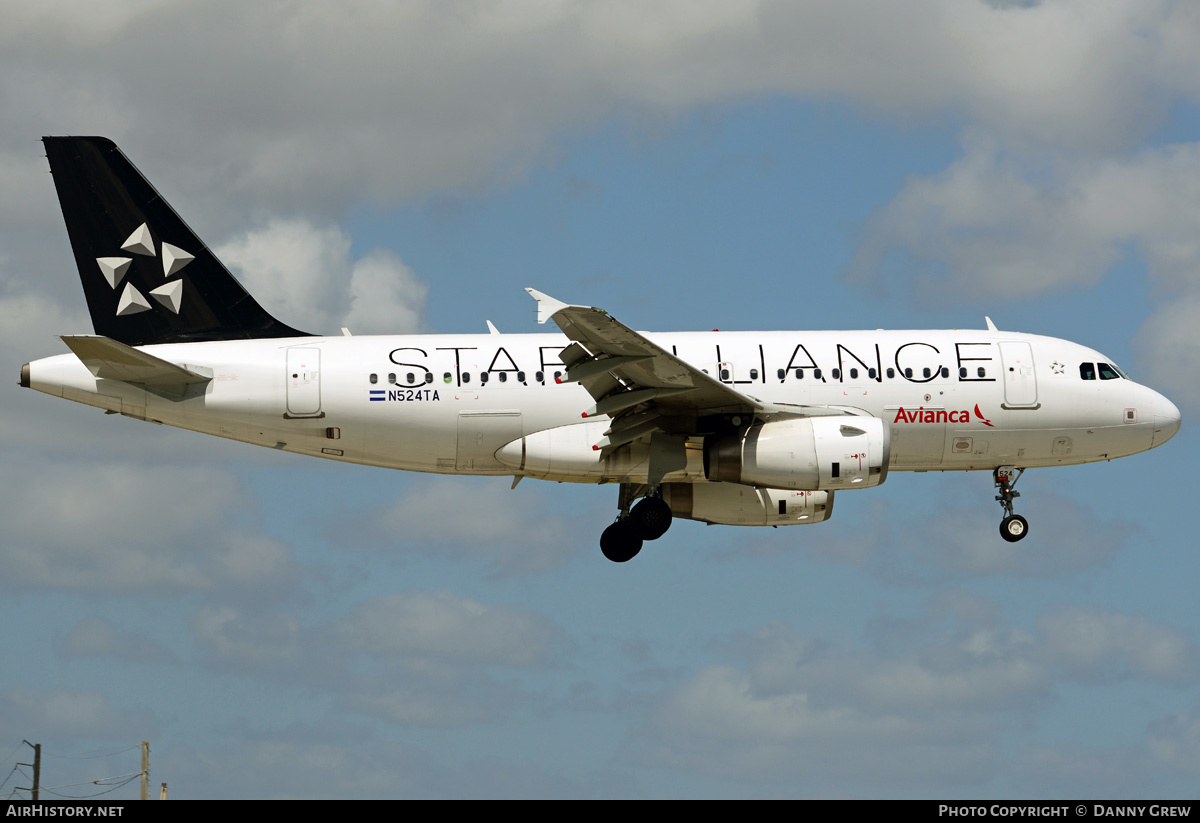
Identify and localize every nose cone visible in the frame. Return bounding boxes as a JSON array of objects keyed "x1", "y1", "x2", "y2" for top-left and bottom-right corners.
[{"x1": 1152, "y1": 394, "x2": 1182, "y2": 448}]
